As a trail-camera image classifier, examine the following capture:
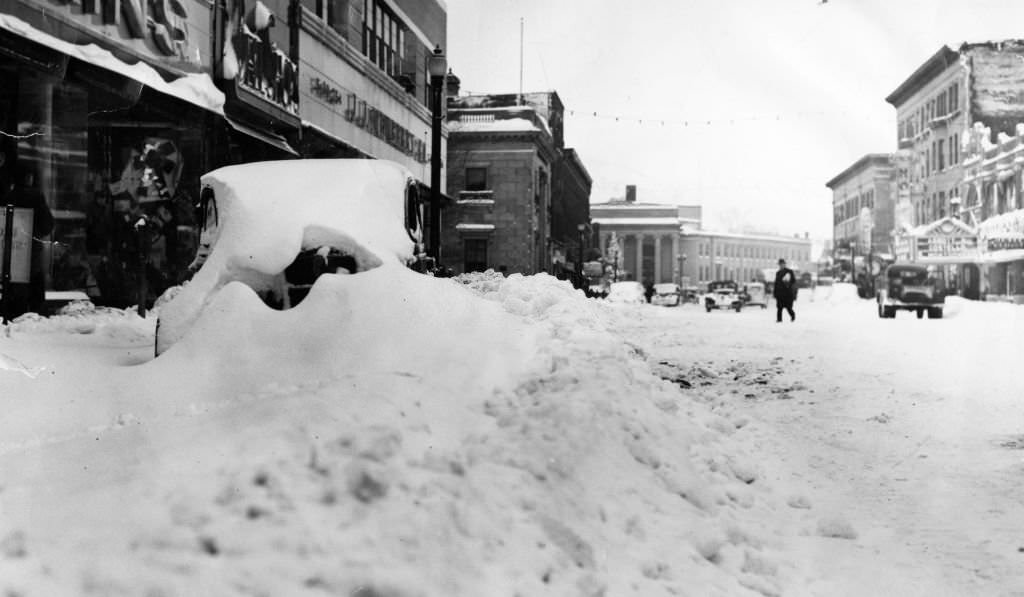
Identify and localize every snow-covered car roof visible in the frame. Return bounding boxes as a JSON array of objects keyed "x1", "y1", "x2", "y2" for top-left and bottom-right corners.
[
  {"x1": 199, "y1": 159, "x2": 418, "y2": 273},
  {"x1": 155, "y1": 159, "x2": 420, "y2": 355}
]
